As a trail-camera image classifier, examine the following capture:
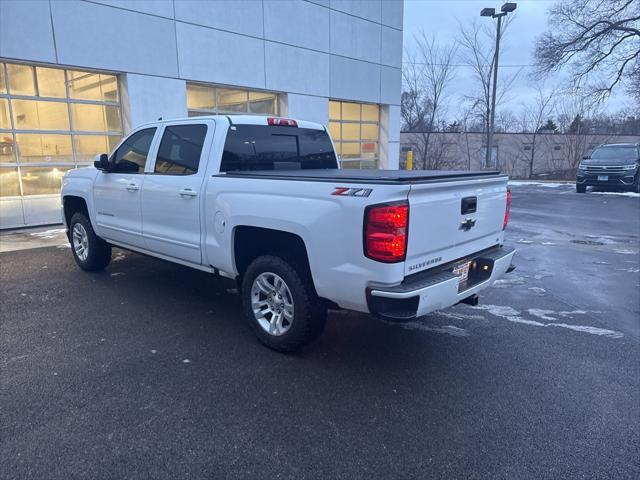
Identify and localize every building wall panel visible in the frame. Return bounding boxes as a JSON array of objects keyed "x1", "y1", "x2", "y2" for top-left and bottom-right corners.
[
  {"x1": 176, "y1": 22, "x2": 265, "y2": 89},
  {"x1": 174, "y1": 0, "x2": 264, "y2": 37},
  {"x1": 264, "y1": 0, "x2": 330, "y2": 52},
  {"x1": 0, "y1": 0, "x2": 57, "y2": 63},
  {"x1": 330, "y1": 10, "x2": 381, "y2": 64},
  {"x1": 330, "y1": 56, "x2": 380, "y2": 104},
  {"x1": 265, "y1": 43, "x2": 330, "y2": 97},
  {"x1": 51, "y1": 0, "x2": 178, "y2": 77},
  {"x1": 330, "y1": 0, "x2": 381, "y2": 23}
]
